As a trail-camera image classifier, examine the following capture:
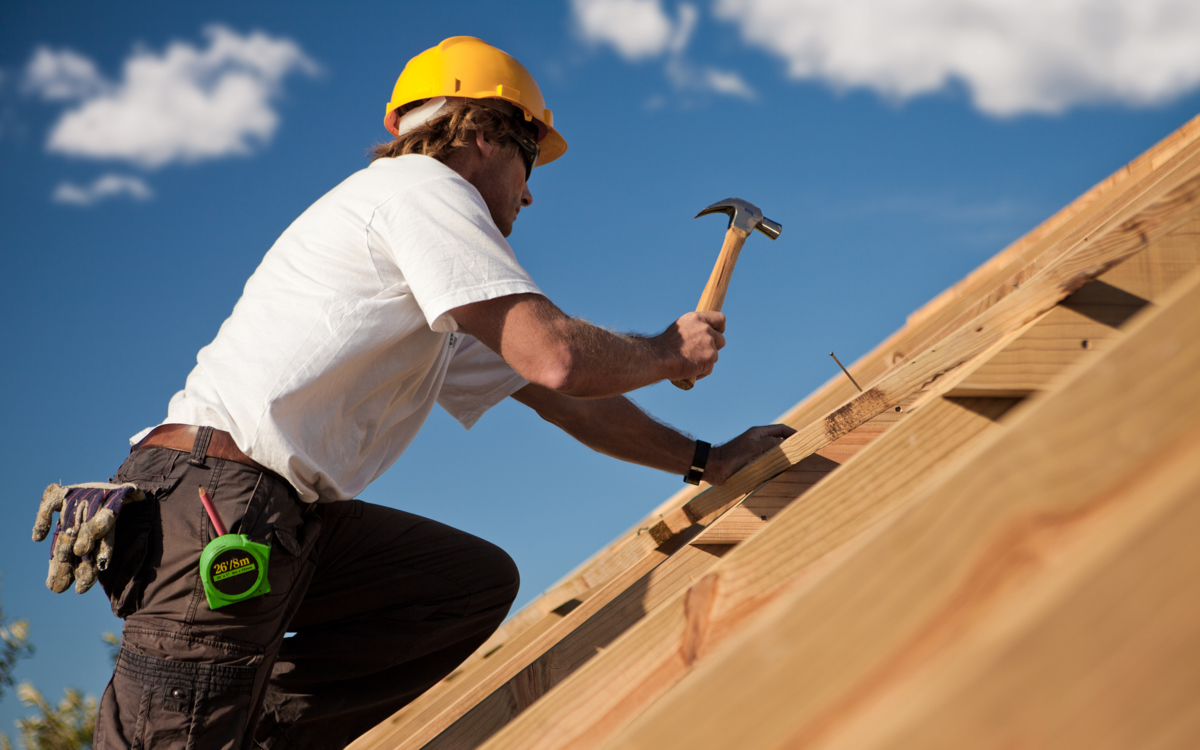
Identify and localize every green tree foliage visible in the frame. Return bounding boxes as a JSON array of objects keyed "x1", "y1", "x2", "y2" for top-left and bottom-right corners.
[
  {"x1": 1, "y1": 582, "x2": 35, "y2": 703},
  {"x1": 0, "y1": 581, "x2": 111, "y2": 750},
  {"x1": 6, "y1": 685, "x2": 96, "y2": 750}
]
